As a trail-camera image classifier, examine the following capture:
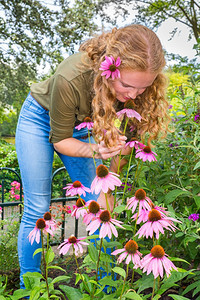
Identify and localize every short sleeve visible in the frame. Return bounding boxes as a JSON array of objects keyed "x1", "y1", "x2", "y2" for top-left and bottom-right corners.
[{"x1": 49, "y1": 74, "x2": 79, "y2": 143}]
